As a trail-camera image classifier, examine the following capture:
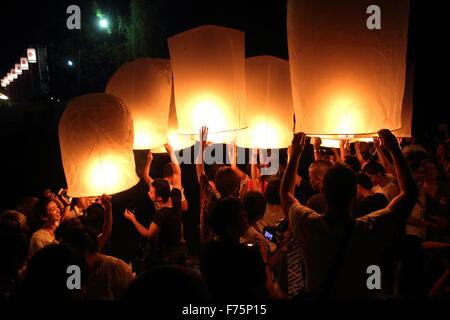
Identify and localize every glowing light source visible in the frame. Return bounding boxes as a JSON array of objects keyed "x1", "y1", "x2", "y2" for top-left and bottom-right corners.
[
  {"x1": 287, "y1": 0, "x2": 409, "y2": 138},
  {"x1": 106, "y1": 58, "x2": 172, "y2": 150},
  {"x1": 27, "y1": 48, "x2": 37, "y2": 63},
  {"x1": 0, "y1": 93, "x2": 8, "y2": 100},
  {"x1": 99, "y1": 18, "x2": 108, "y2": 29},
  {"x1": 237, "y1": 56, "x2": 294, "y2": 149},
  {"x1": 67, "y1": 60, "x2": 74, "y2": 66},
  {"x1": 59, "y1": 93, "x2": 139, "y2": 197},
  {"x1": 20, "y1": 57, "x2": 29, "y2": 70},
  {"x1": 168, "y1": 25, "x2": 246, "y2": 143}
]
